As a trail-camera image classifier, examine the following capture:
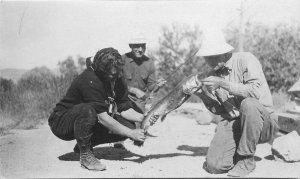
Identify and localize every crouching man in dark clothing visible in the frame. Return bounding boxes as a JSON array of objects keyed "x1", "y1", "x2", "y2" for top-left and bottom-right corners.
[{"x1": 48, "y1": 48, "x2": 146, "y2": 171}]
